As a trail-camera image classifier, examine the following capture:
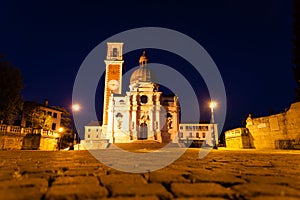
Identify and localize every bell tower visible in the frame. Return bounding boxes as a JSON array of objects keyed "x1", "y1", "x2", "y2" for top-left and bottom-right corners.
[{"x1": 103, "y1": 42, "x2": 124, "y2": 125}]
